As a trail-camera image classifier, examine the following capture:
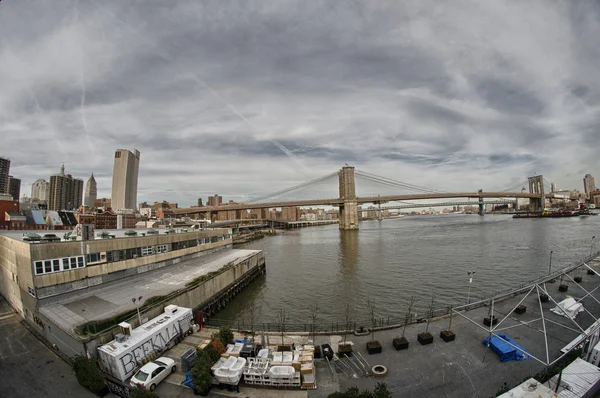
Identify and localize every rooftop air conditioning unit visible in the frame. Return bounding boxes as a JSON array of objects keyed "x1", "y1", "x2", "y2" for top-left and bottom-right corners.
[
  {"x1": 118, "y1": 322, "x2": 132, "y2": 336},
  {"x1": 164, "y1": 305, "x2": 178, "y2": 315},
  {"x1": 115, "y1": 333, "x2": 126, "y2": 343}
]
